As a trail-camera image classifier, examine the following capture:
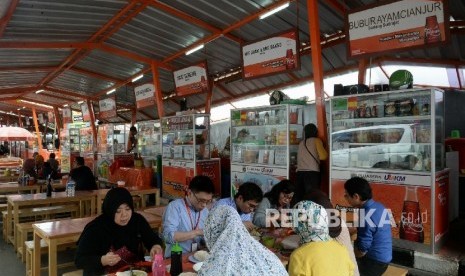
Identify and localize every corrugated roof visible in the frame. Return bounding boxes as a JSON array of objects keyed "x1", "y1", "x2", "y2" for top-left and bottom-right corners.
[{"x1": 0, "y1": 0, "x2": 463, "y2": 124}]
